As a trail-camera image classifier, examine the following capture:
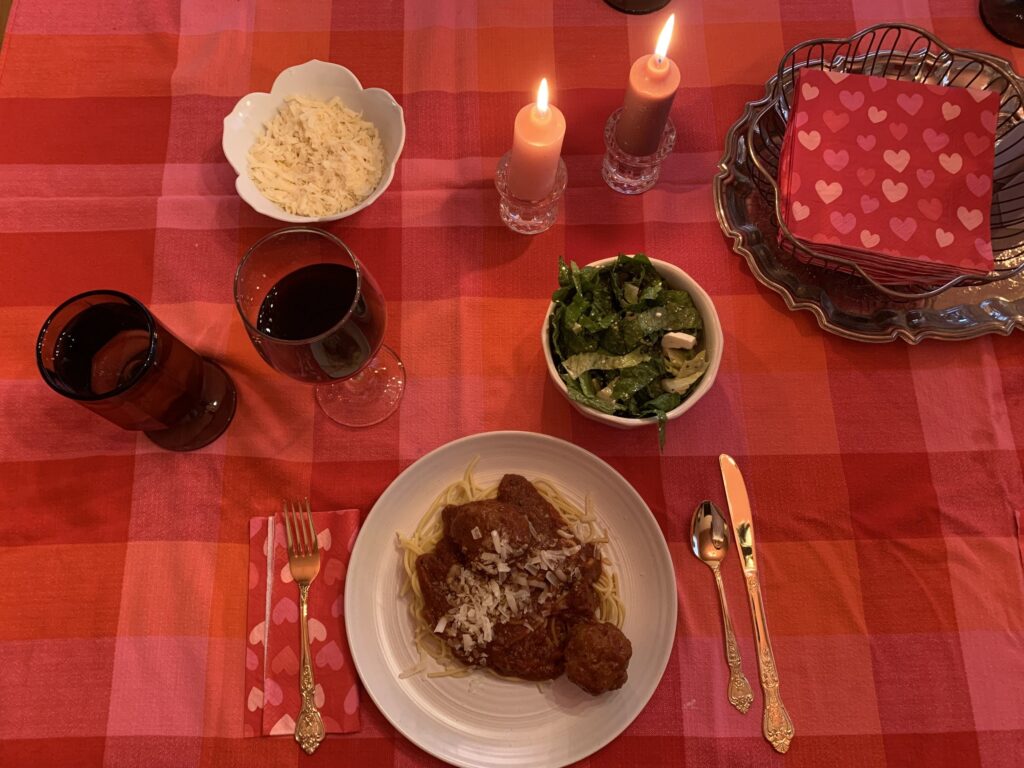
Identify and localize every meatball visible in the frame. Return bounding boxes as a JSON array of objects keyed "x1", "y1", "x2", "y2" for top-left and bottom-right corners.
[
  {"x1": 487, "y1": 617, "x2": 565, "y2": 680},
  {"x1": 444, "y1": 500, "x2": 531, "y2": 563},
  {"x1": 497, "y1": 474, "x2": 564, "y2": 545},
  {"x1": 566, "y1": 579, "x2": 600, "y2": 617},
  {"x1": 558, "y1": 543, "x2": 602, "y2": 617},
  {"x1": 577, "y1": 543, "x2": 603, "y2": 582},
  {"x1": 414, "y1": 537, "x2": 461, "y2": 626},
  {"x1": 565, "y1": 620, "x2": 632, "y2": 695}
]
